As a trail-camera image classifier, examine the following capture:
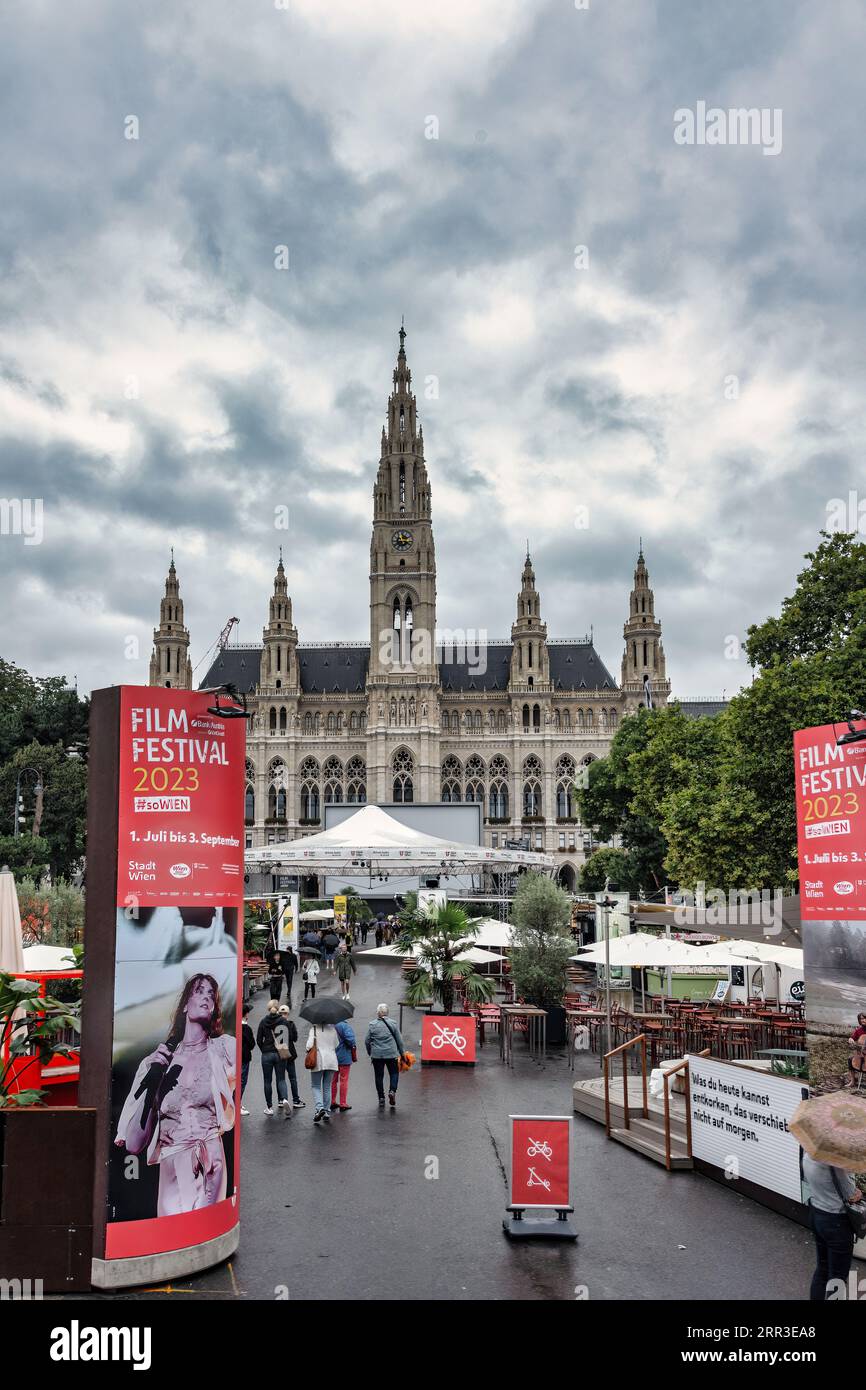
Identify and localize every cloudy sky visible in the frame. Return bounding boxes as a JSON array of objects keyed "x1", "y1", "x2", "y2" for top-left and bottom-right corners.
[{"x1": 1, "y1": 0, "x2": 863, "y2": 699}]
